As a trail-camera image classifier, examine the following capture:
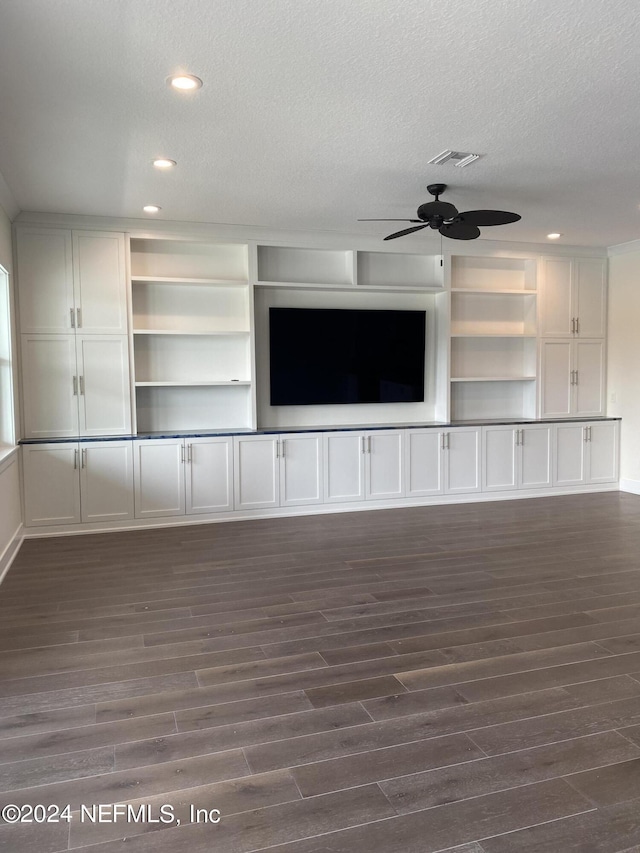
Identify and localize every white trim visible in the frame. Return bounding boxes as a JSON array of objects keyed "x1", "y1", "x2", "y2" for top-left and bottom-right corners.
[
  {"x1": 620, "y1": 478, "x2": 640, "y2": 495},
  {"x1": 0, "y1": 170, "x2": 19, "y2": 221},
  {"x1": 607, "y1": 239, "x2": 640, "y2": 257},
  {"x1": 14, "y1": 212, "x2": 608, "y2": 259},
  {"x1": 22, "y1": 482, "x2": 620, "y2": 539},
  {"x1": 0, "y1": 522, "x2": 23, "y2": 584}
]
